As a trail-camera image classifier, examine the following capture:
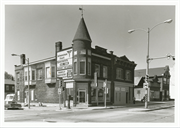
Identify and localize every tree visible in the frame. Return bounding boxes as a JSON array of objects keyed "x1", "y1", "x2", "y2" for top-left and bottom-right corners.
[{"x1": 5, "y1": 71, "x2": 14, "y2": 80}]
